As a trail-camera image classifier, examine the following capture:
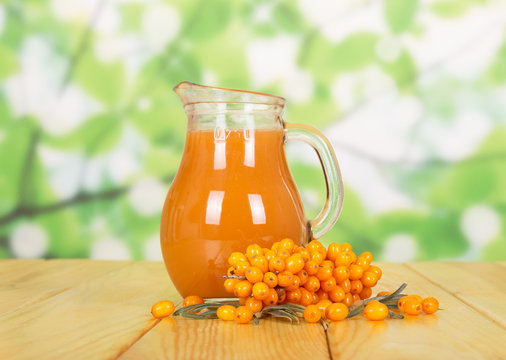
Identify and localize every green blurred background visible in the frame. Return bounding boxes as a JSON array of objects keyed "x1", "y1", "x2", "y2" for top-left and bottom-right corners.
[{"x1": 0, "y1": 0, "x2": 505, "y2": 261}]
